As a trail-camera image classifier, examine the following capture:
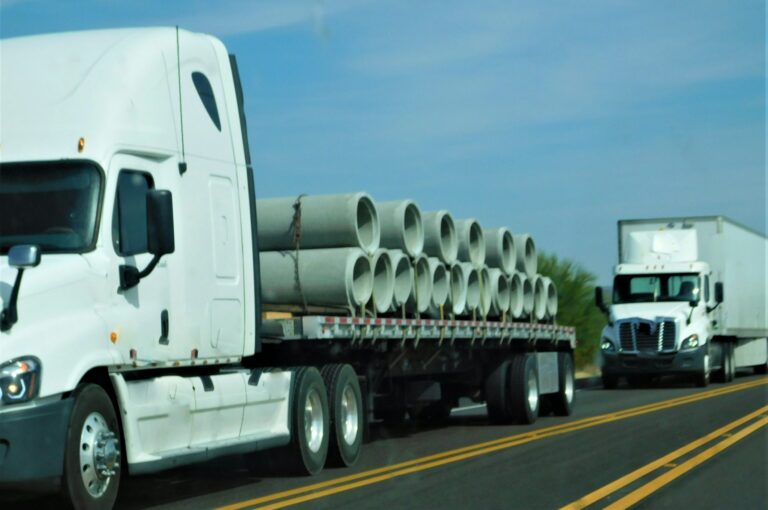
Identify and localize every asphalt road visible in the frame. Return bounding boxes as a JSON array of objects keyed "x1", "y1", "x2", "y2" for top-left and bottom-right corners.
[{"x1": 8, "y1": 373, "x2": 767, "y2": 509}]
